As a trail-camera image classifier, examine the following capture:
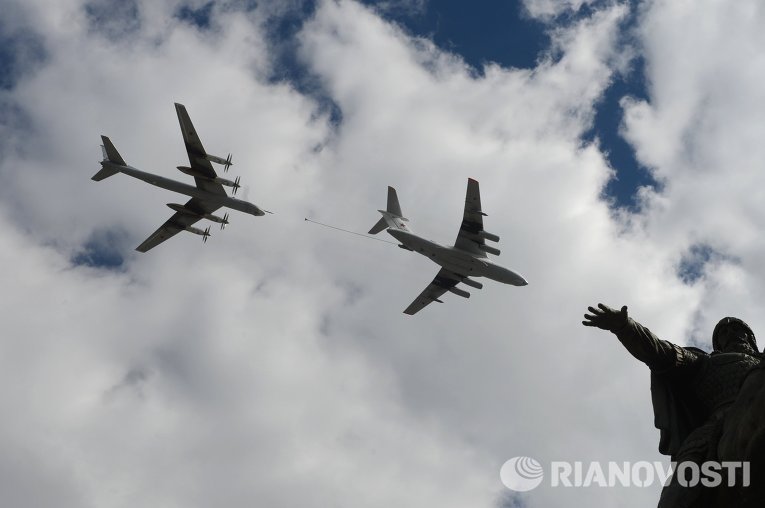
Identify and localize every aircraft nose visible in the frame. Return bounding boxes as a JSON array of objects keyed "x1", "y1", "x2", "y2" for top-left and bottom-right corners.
[{"x1": 512, "y1": 272, "x2": 528, "y2": 286}]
